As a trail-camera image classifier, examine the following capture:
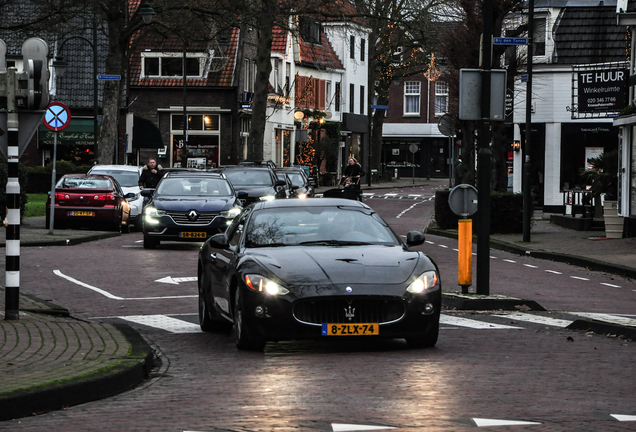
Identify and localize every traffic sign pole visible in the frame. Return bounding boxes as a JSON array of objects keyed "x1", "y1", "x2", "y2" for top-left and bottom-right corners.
[{"x1": 43, "y1": 102, "x2": 72, "y2": 235}]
